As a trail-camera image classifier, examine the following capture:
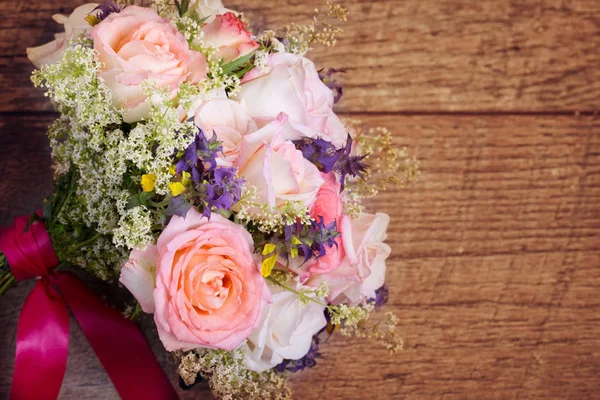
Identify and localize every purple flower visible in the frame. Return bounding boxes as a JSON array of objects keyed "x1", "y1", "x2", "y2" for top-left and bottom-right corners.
[
  {"x1": 204, "y1": 167, "x2": 244, "y2": 212},
  {"x1": 284, "y1": 216, "x2": 340, "y2": 263},
  {"x1": 335, "y1": 135, "x2": 368, "y2": 191},
  {"x1": 319, "y1": 68, "x2": 346, "y2": 104},
  {"x1": 276, "y1": 333, "x2": 322, "y2": 373},
  {"x1": 91, "y1": 3, "x2": 123, "y2": 22},
  {"x1": 176, "y1": 129, "x2": 222, "y2": 183},
  {"x1": 172, "y1": 128, "x2": 244, "y2": 218},
  {"x1": 293, "y1": 135, "x2": 368, "y2": 192},
  {"x1": 293, "y1": 137, "x2": 340, "y2": 173},
  {"x1": 372, "y1": 285, "x2": 389, "y2": 308}
]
